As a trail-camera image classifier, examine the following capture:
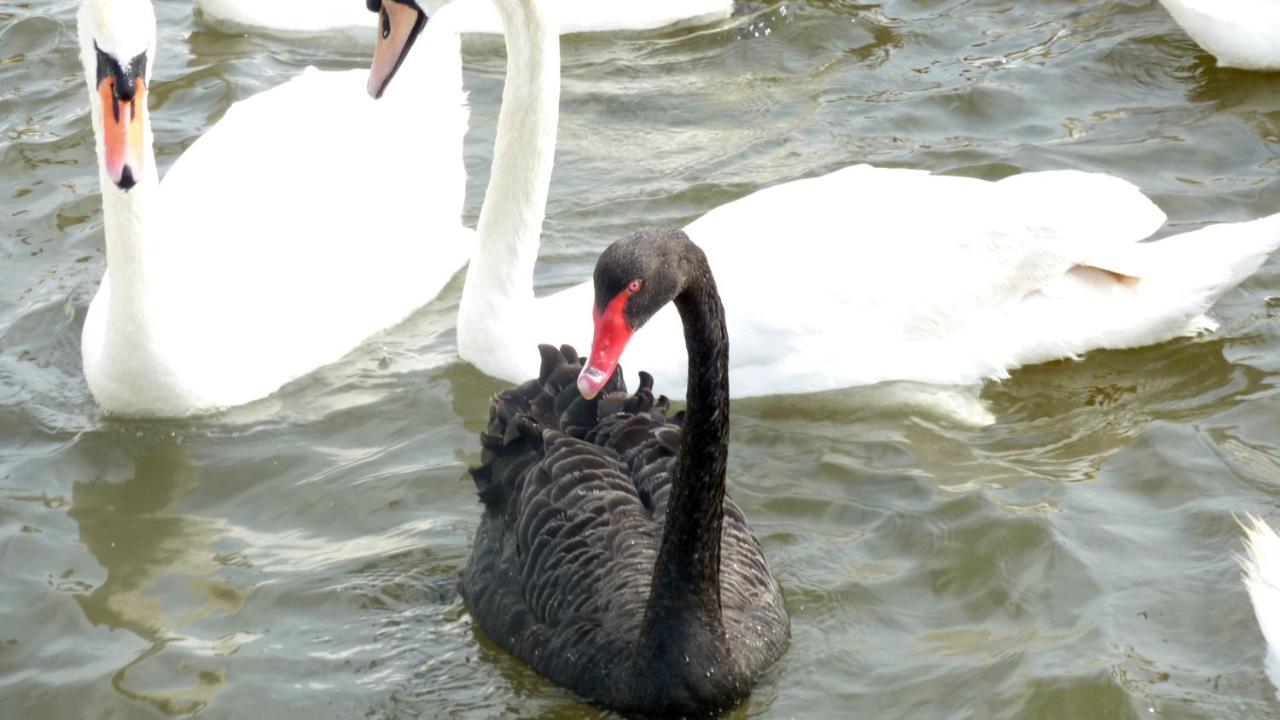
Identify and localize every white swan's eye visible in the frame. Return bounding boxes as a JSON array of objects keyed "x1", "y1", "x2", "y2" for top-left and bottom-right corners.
[
  {"x1": 381, "y1": 8, "x2": 391, "y2": 39},
  {"x1": 627, "y1": 279, "x2": 643, "y2": 294}
]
